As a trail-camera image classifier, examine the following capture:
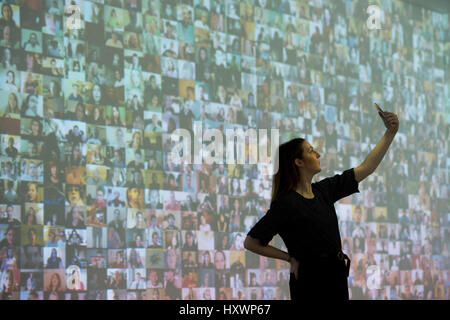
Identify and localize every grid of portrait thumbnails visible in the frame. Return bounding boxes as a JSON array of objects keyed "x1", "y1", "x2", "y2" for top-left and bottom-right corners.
[{"x1": 0, "y1": 0, "x2": 449, "y2": 300}]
